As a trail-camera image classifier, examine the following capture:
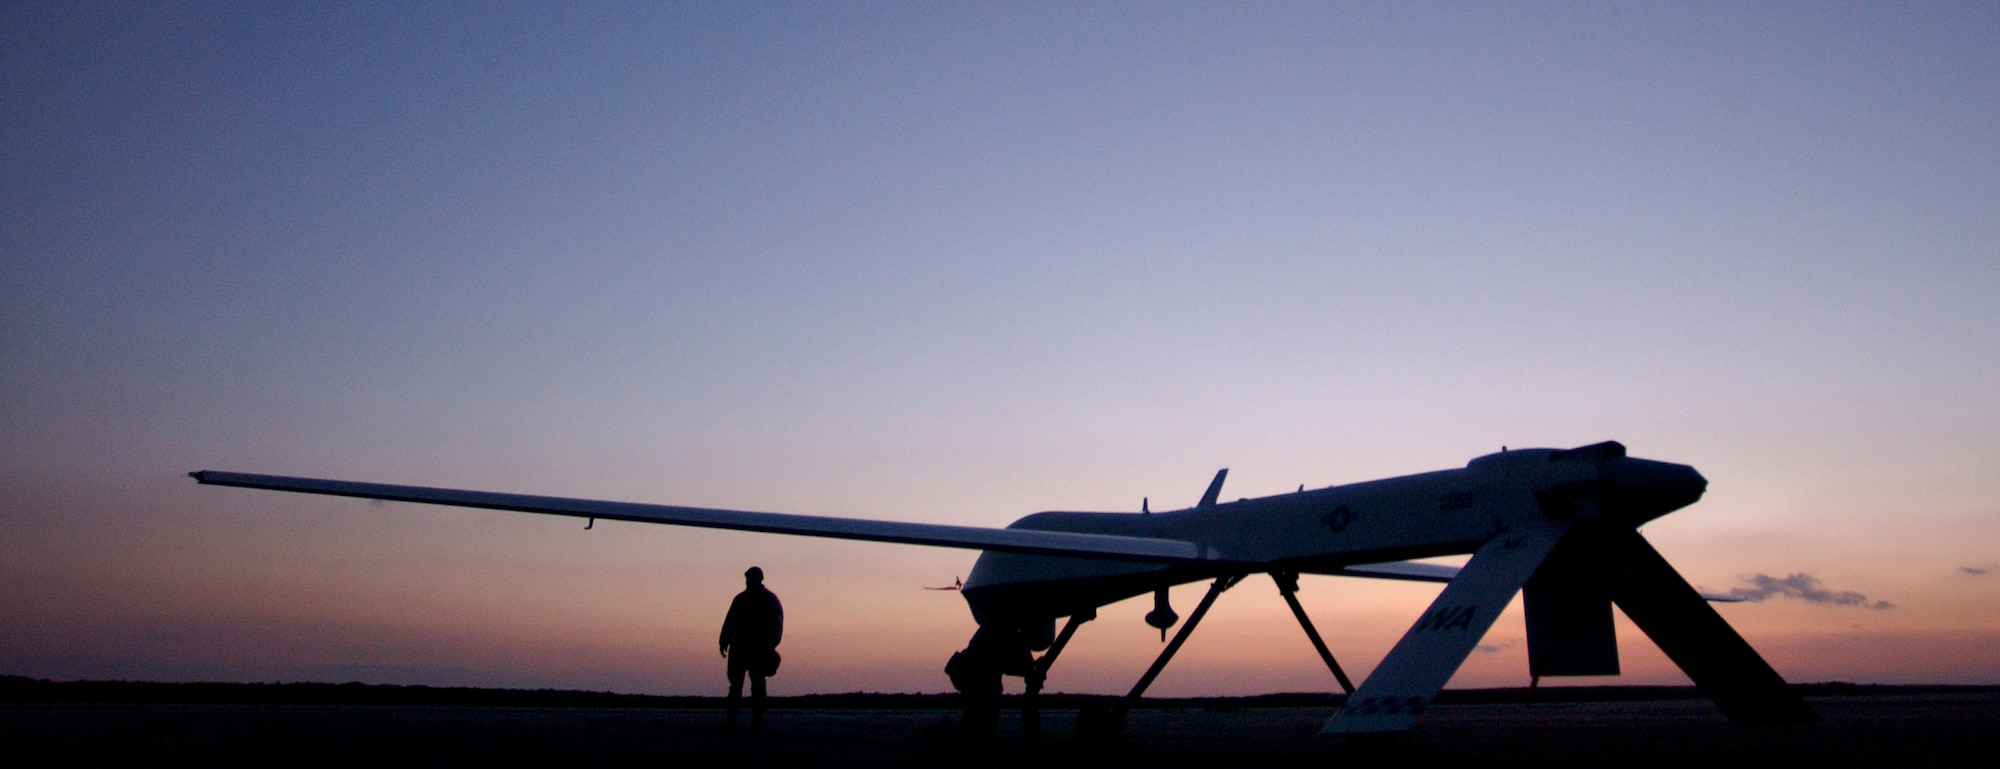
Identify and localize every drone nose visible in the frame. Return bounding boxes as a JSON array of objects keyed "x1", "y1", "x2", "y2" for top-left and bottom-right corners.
[{"x1": 1600, "y1": 457, "x2": 1708, "y2": 525}]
